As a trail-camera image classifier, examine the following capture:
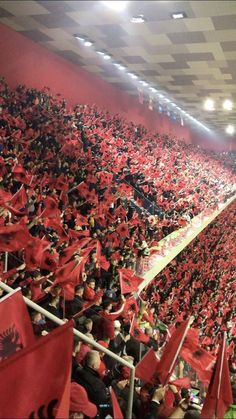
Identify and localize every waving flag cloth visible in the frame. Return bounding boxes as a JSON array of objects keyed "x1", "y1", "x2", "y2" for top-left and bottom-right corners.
[
  {"x1": 130, "y1": 316, "x2": 150, "y2": 344},
  {"x1": 156, "y1": 318, "x2": 191, "y2": 385},
  {"x1": 118, "y1": 268, "x2": 143, "y2": 295},
  {"x1": 201, "y1": 333, "x2": 233, "y2": 419},
  {"x1": 110, "y1": 387, "x2": 124, "y2": 419},
  {"x1": 12, "y1": 164, "x2": 31, "y2": 185},
  {"x1": 9, "y1": 186, "x2": 27, "y2": 210},
  {"x1": 41, "y1": 196, "x2": 61, "y2": 219},
  {"x1": 180, "y1": 328, "x2": 215, "y2": 384},
  {"x1": 0, "y1": 321, "x2": 73, "y2": 418},
  {"x1": 0, "y1": 223, "x2": 32, "y2": 252},
  {"x1": 24, "y1": 237, "x2": 51, "y2": 270},
  {"x1": 135, "y1": 347, "x2": 159, "y2": 384},
  {"x1": 0, "y1": 289, "x2": 34, "y2": 361}
]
